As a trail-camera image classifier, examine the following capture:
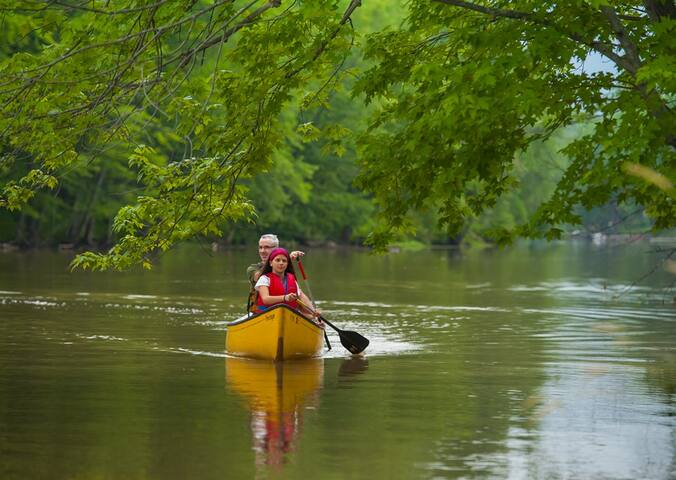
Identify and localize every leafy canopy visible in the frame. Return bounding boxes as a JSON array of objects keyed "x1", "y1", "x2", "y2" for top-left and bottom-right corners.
[
  {"x1": 0, "y1": 0, "x2": 673, "y2": 268},
  {"x1": 354, "y1": 0, "x2": 674, "y2": 247}
]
